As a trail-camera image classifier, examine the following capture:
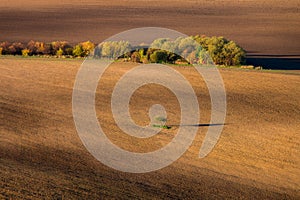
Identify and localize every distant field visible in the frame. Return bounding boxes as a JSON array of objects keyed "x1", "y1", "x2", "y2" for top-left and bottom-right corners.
[
  {"x1": 0, "y1": 0, "x2": 299, "y2": 56},
  {"x1": 1, "y1": 57, "x2": 299, "y2": 199}
]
